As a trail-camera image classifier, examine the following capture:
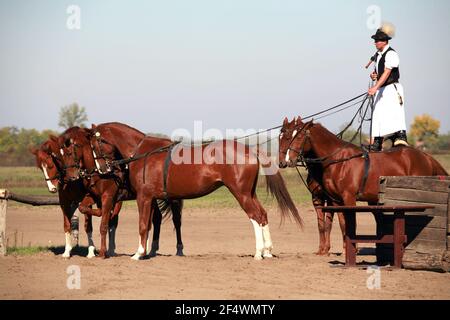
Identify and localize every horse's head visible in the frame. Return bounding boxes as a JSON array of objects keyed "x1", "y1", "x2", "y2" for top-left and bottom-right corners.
[
  {"x1": 89, "y1": 124, "x2": 118, "y2": 174},
  {"x1": 31, "y1": 136, "x2": 63, "y2": 193},
  {"x1": 58, "y1": 127, "x2": 91, "y2": 182},
  {"x1": 278, "y1": 116, "x2": 314, "y2": 168}
]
